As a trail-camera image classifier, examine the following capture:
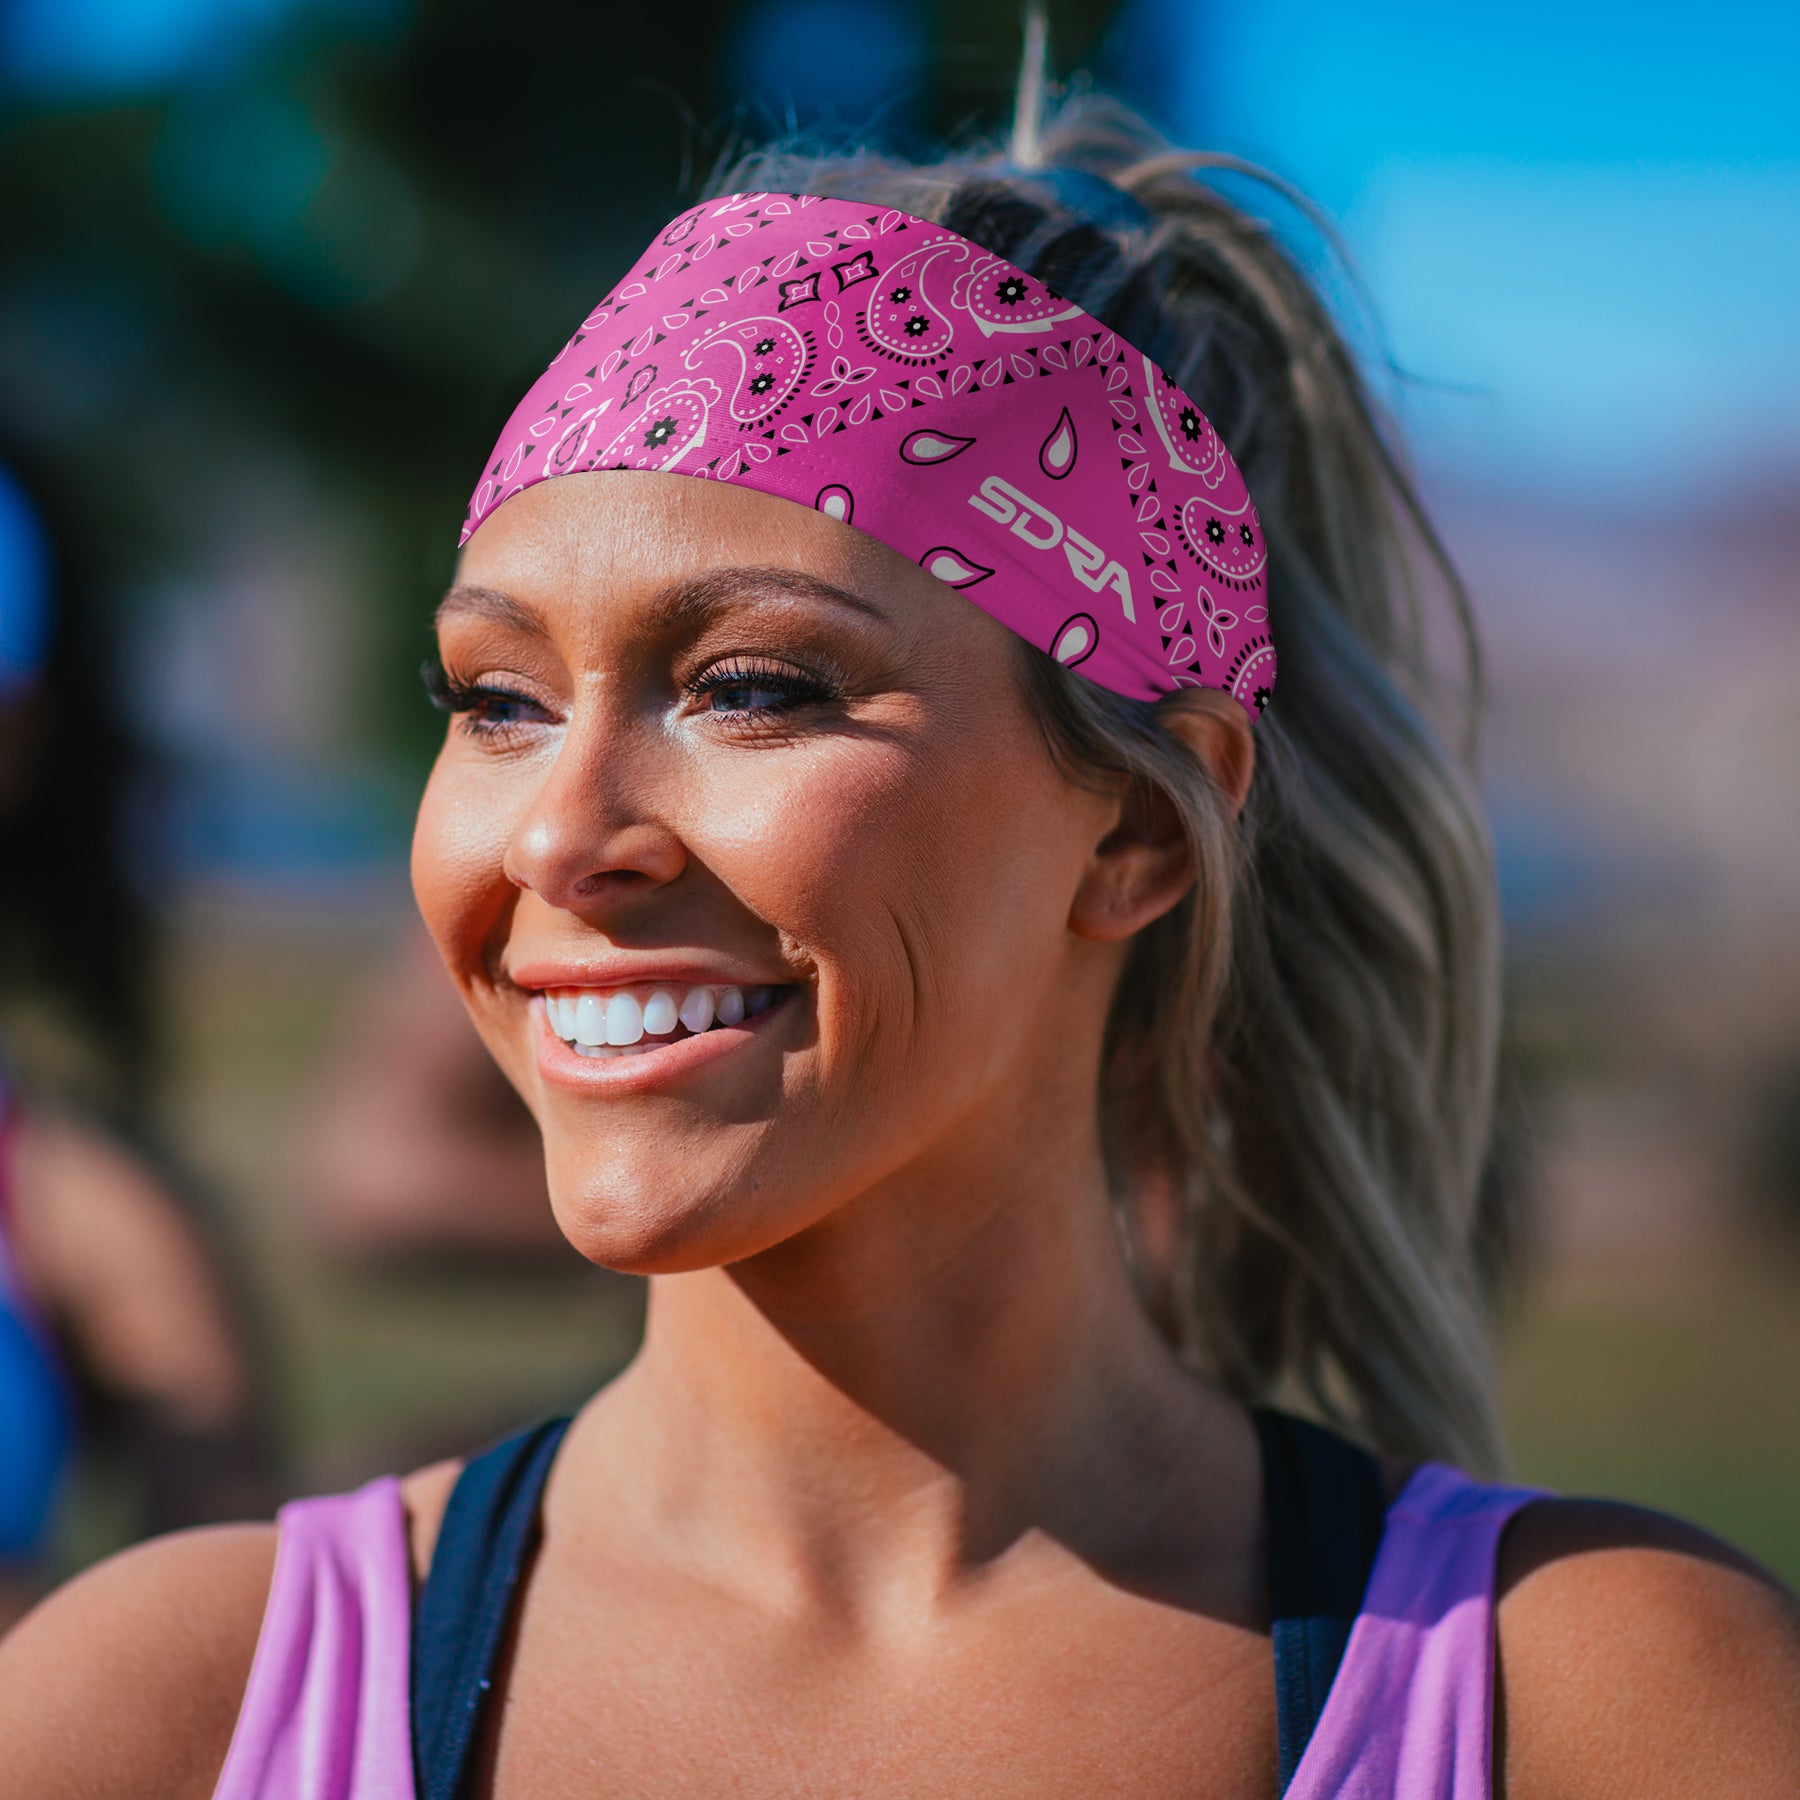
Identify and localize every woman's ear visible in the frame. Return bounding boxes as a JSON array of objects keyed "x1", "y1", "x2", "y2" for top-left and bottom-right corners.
[
  {"x1": 1068, "y1": 688, "x2": 1254, "y2": 945},
  {"x1": 1157, "y1": 686, "x2": 1256, "y2": 818}
]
